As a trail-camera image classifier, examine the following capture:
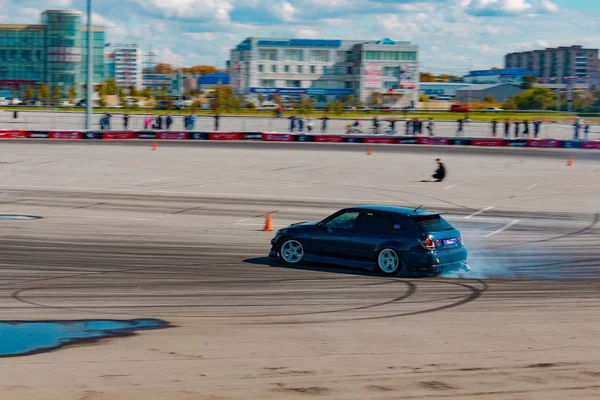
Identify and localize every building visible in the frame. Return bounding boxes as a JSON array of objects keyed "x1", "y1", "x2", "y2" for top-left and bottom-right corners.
[
  {"x1": 505, "y1": 45, "x2": 599, "y2": 88},
  {"x1": 197, "y1": 72, "x2": 230, "y2": 91},
  {"x1": 419, "y1": 83, "x2": 472, "y2": 100},
  {"x1": 0, "y1": 10, "x2": 104, "y2": 98},
  {"x1": 228, "y1": 37, "x2": 419, "y2": 107},
  {"x1": 455, "y1": 84, "x2": 523, "y2": 103},
  {"x1": 464, "y1": 68, "x2": 537, "y2": 85},
  {"x1": 105, "y1": 43, "x2": 141, "y2": 89}
]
